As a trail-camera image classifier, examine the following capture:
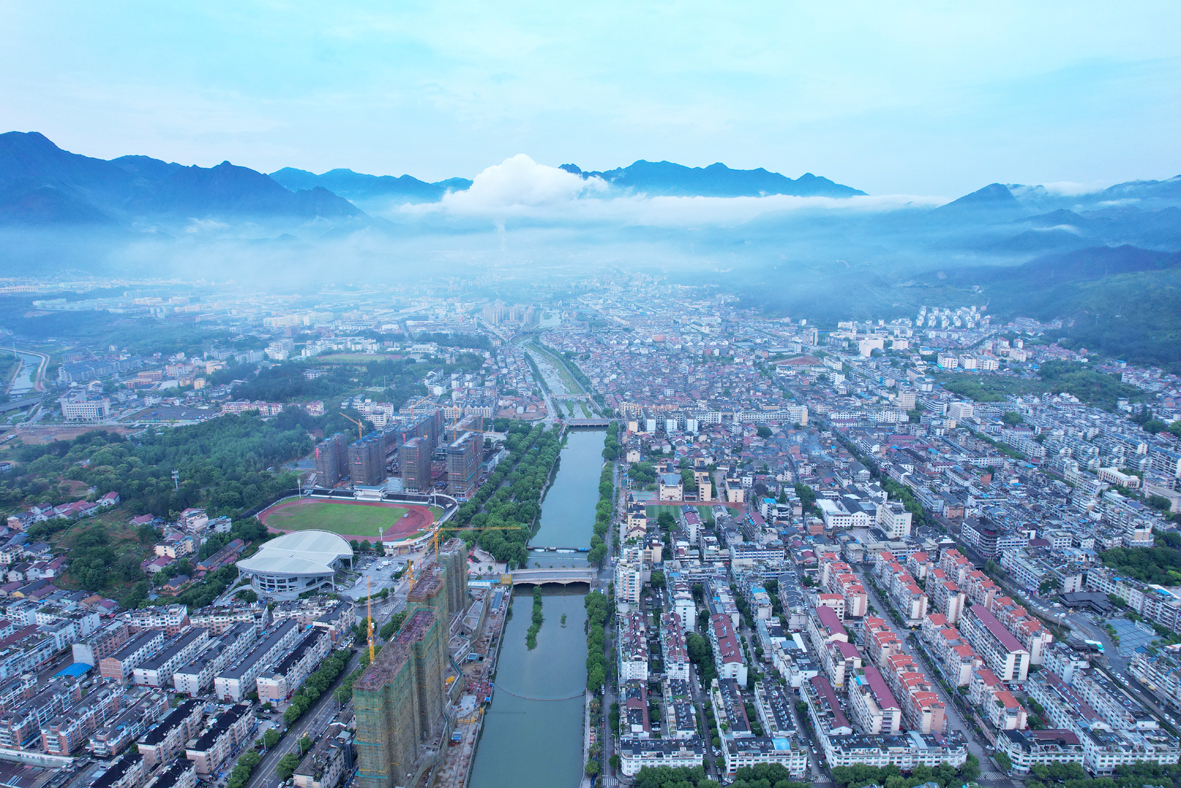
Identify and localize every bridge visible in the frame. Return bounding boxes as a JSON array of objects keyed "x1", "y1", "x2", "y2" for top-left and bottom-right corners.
[
  {"x1": 506, "y1": 568, "x2": 598, "y2": 586},
  {"x1": 565, "y1": 418, "x2": 612, "y2": 428}
]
